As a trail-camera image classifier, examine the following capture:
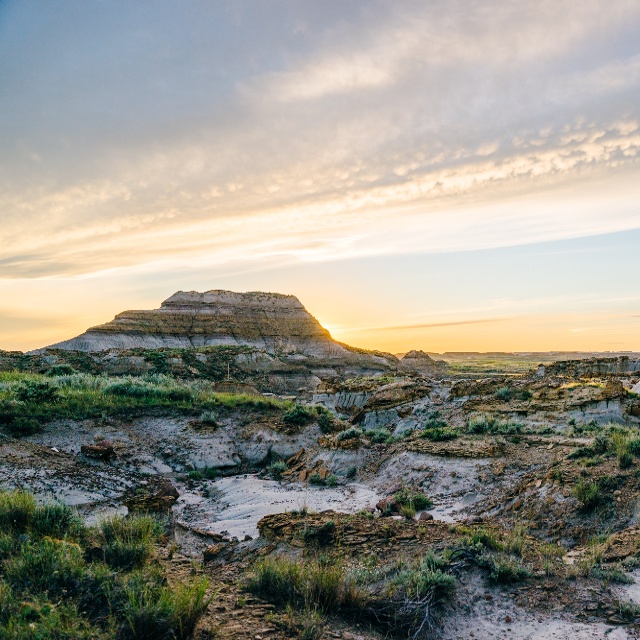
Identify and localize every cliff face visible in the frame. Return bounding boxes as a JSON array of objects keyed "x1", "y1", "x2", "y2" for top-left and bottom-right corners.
[{"x1": 38, "y1": 290, "x2": 350, "y2": 357}]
